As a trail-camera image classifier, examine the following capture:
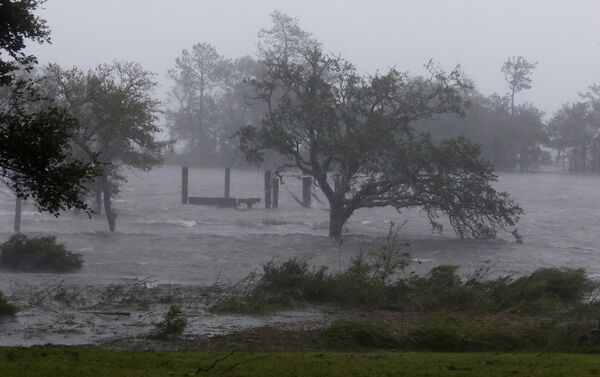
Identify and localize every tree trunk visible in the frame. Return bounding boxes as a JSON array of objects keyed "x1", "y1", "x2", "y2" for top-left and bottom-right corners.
[
  {"x1": 95, "y1": 179, "x2": 103, "y2": 215},
  {"x1": 100, "y1": 173, "x2": 116, "y2": 232},
  {"x1": 328, "y1": 203, "x2": 348, "y2": 239}
]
